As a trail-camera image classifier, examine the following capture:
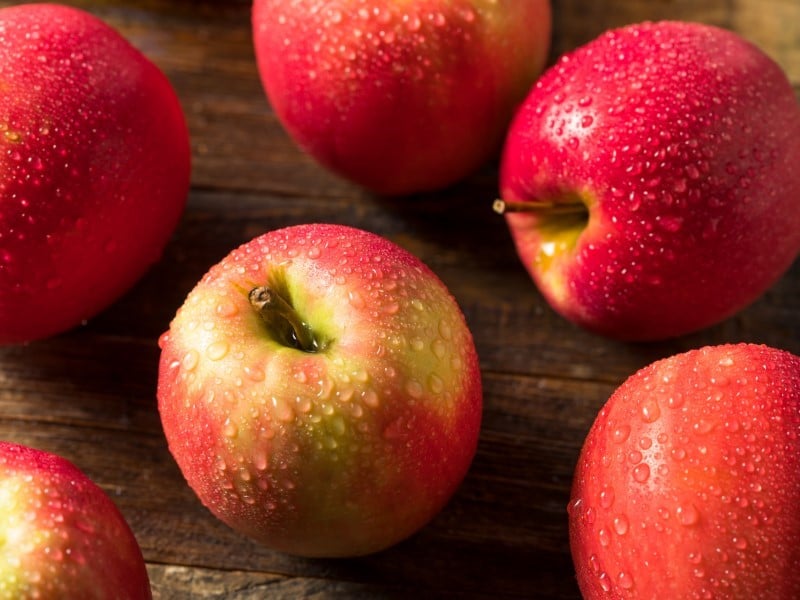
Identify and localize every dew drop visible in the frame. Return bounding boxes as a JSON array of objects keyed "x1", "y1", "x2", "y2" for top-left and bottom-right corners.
[
  {"x1": 206, "y1": 340, "x2": 230, "y2": 361},
  {"x1": 431, "y1": 339, "x2": 447, "y2": 359},
  {"x1": 216, "y1": 300, "x2": 238, "y2": 318},
  {"x1": 223, "y1": 420, "x2": 238, "y2": 438},
  {"x1": 599, "y1": 486, "x2": 615, "y2": 509},
  {"x1": 598, "y1": 572, "x2": 612, "y2": 592},
  {"x1": 612, "y1": 425, "x2": 631, "y2": 444},
  {"x1": 613, "y1": 515, "x2": 629, "y2": 535},
  {"x1": 428, "y1": 373, "x2": 444, "y2": 394},
  {"x1": 598, "y1": 527, "x2": 611, "y2": 547},
  {"x1": 405, "y1": 379, "x2": 424, "y2": 399},
  {"x1": 307, "y1": 246, "x2": 321, "y2": 259},
  {"x1": 348, "y1": 290, "x2": 366, "y2": 309},
  {"x1": 677, "y1": 503, "x2": 700, "y2": 526},
  {"x1": 618, "y1": 571, "x2": 634, "y2": 590},
  {"x1": 641, "y1": 399, "x2": 661, "y2": 423},
  {"x1": 182, "y1": 350, "x2": 199, "y2": 371},
  {"x1": 363, "y1": 389, "x2": 379, "y2": 408},
  {"x1": 383, "y1": 301, "x2": 400, "y2": 315},
  {"x1": 438, "y1": 320, "x2": 452, "y2": 340},
  {"x1": 632, "y1": 463, "x2": 651, "y2": 483},
  {"x1": 244, "y1": 365, "x2": 265, "y2": 382},
  {"x1": 658, "y1": 216, "x2": 684, "y2": 232}
]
